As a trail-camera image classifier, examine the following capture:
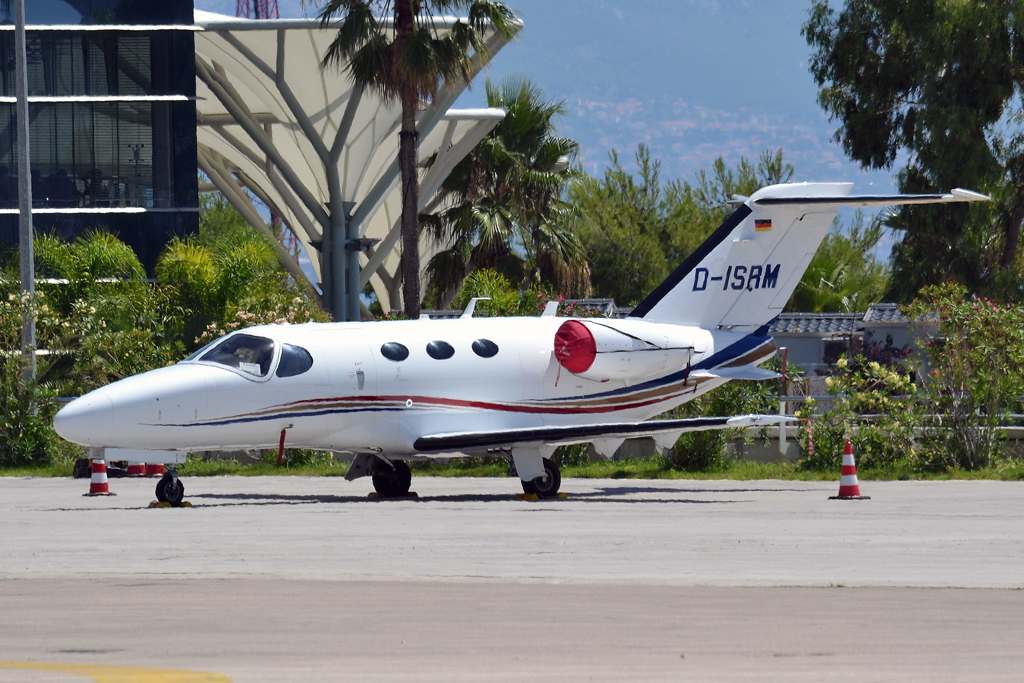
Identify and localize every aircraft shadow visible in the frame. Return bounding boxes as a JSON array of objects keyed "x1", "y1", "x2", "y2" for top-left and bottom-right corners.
[
  {"x1": 592, "y1": 485, "x2": 821, "y2": 496},
  {"x1": 185, "y1": 491, "x2": 747, "y2": 506}
]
